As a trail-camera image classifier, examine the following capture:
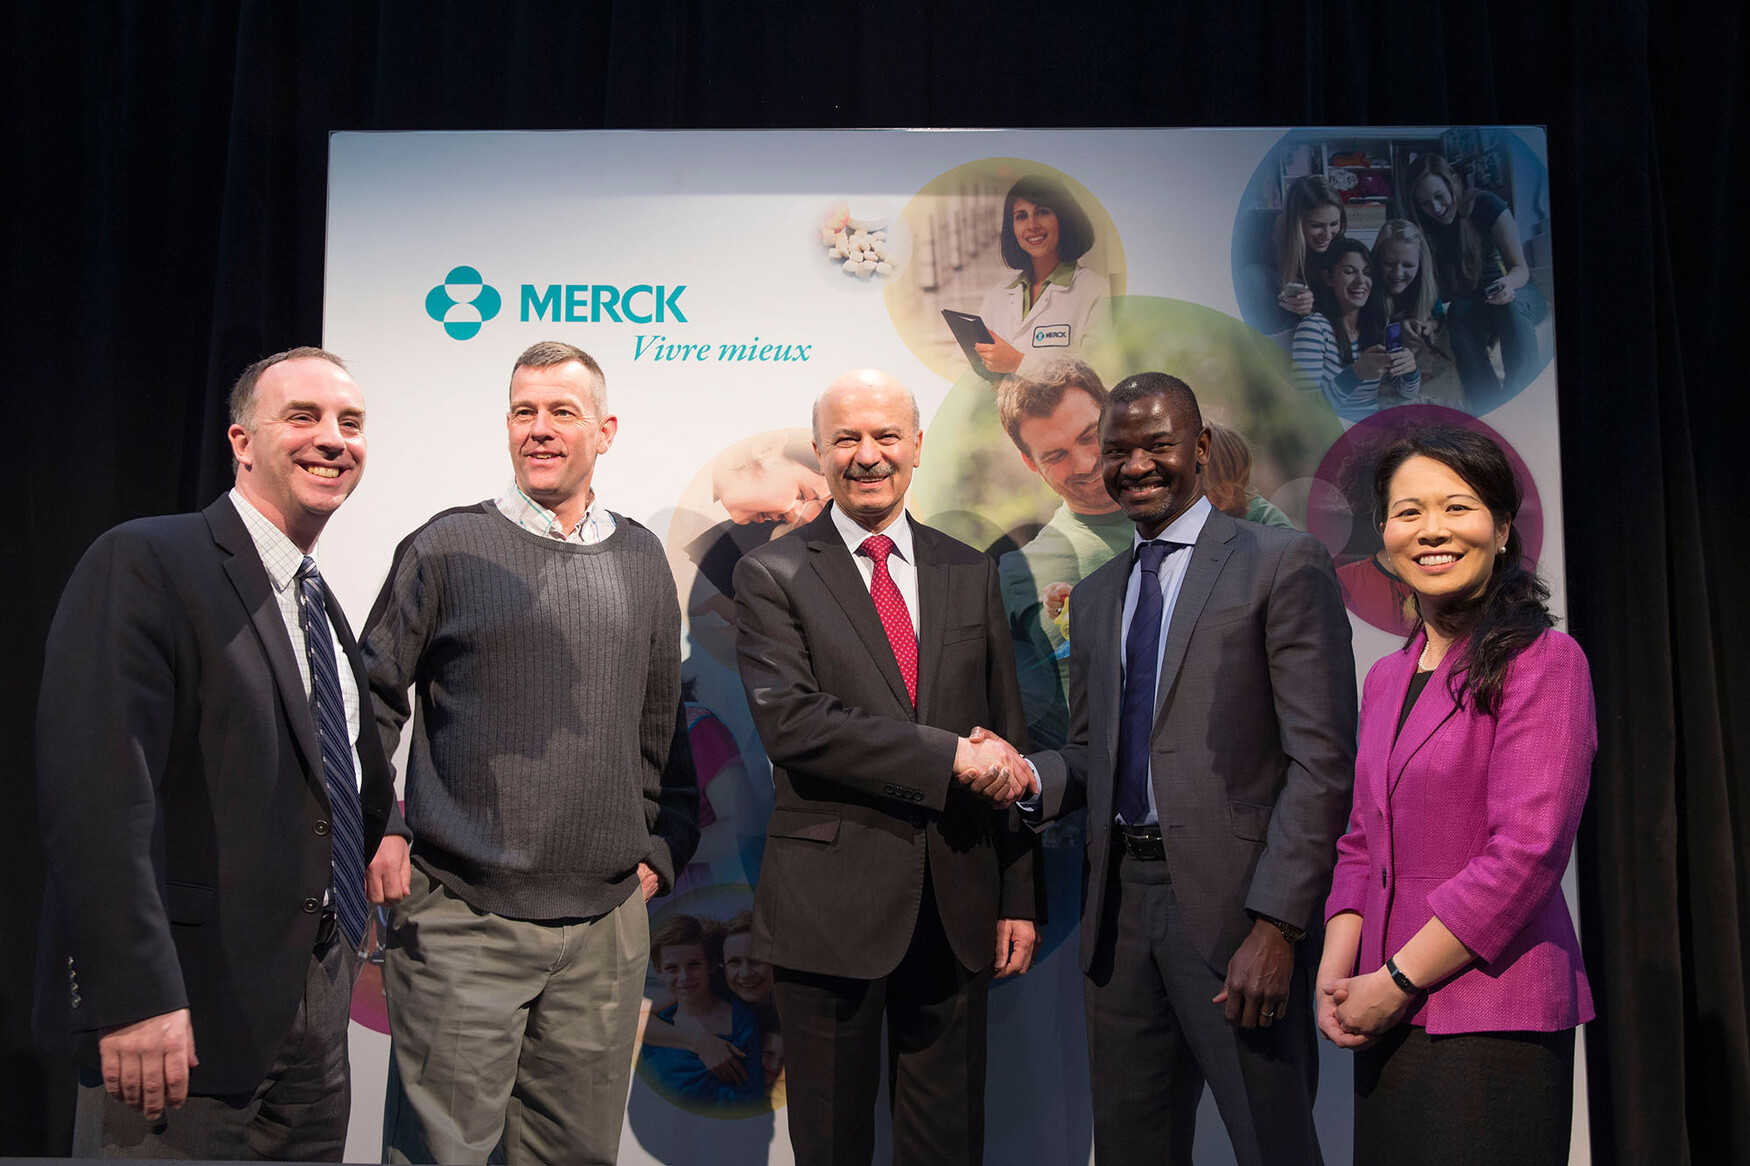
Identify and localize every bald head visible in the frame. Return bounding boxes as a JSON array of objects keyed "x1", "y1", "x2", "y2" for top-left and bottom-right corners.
[
  {"x1": 812, "y1": 370, "x2": 921, "y2": 447},
  {"x1": 812, "y1": 370, "x2": 924, "y2": 532}
]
